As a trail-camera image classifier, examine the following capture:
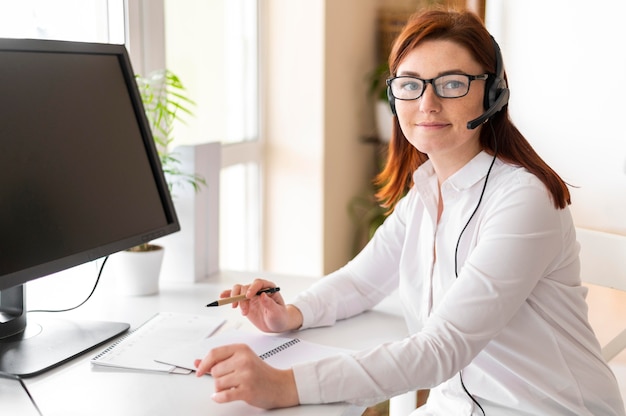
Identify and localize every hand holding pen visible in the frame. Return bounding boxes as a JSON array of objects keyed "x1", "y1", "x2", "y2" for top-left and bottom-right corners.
[
  {"x1": 208, "y1": 279, "x2": 302, "y2": 333},
  {"x1": 206, "y1": 287, "x2": 280, "y2": 307}
]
